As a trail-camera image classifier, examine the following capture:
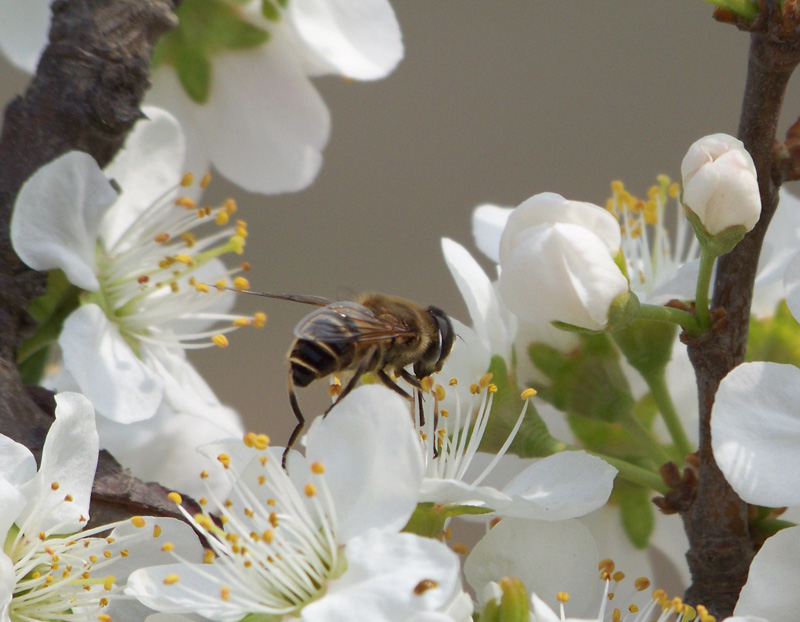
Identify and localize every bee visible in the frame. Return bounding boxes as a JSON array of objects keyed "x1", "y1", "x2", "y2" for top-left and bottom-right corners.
[{"x1": 230, "y1": 289, "x2": 456, "y2": 465}]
